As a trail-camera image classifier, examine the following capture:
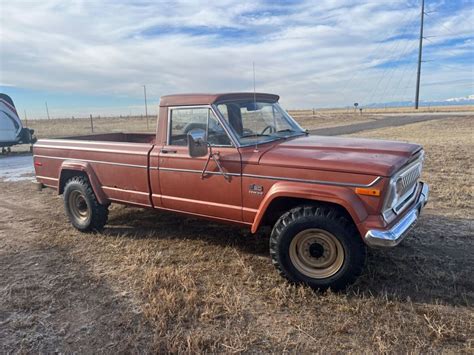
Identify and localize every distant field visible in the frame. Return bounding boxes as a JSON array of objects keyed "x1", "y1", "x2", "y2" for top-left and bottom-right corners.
[
  {"x1": 291, "y1": 104, "x2": 474, "y2": 114},
  {"x1": 21, "y1": 105, "x2": 473, "y2": 140},
  {"x1": 26, "y1": 115, "x2": 156, "y2": 139}
]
